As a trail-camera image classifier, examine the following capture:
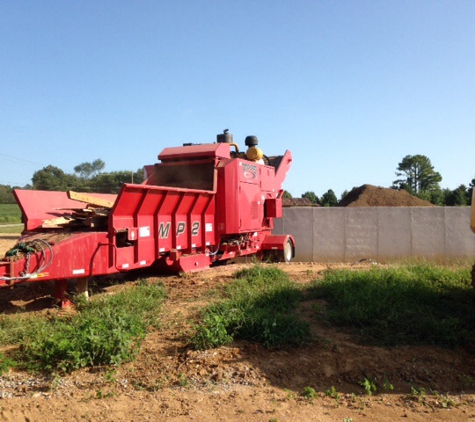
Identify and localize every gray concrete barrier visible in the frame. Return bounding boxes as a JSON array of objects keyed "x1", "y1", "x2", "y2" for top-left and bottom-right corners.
[{"x1": 274, "y1": 207, "x2": 475, "y2": 262}]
